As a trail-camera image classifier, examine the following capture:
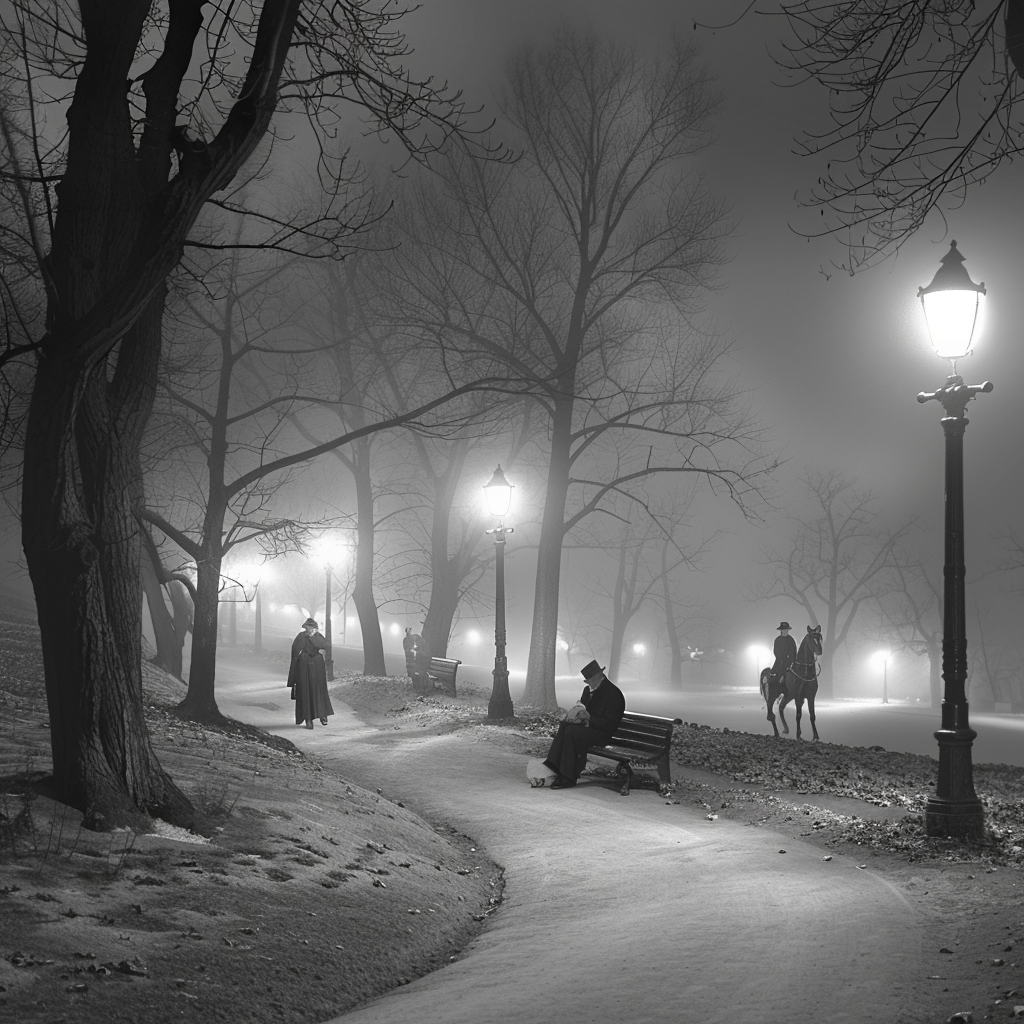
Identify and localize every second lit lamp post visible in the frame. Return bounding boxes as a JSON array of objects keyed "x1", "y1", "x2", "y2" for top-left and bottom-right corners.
[
  {"x1": 916, "y1": 239, "x2": 989, "y2": 840},
  {"x1": 483, "y1": 466, "x2": 515, "y2": 722}
]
